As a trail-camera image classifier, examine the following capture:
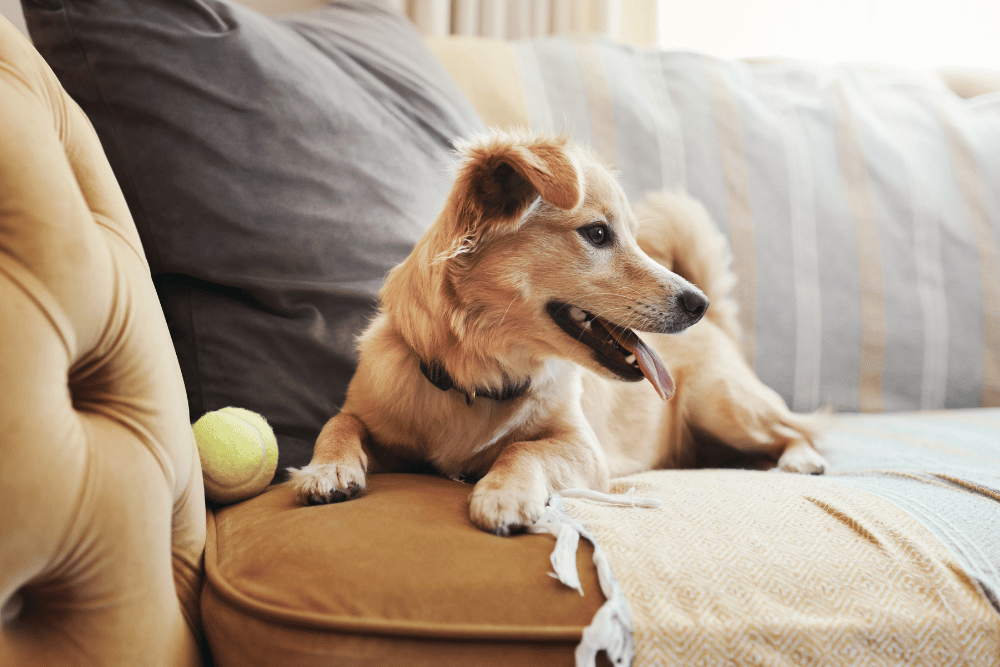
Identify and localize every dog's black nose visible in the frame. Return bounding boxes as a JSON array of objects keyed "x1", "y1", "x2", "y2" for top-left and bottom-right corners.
[{"x1": 679, "y1": 289, "x2": 708, "y2": 321}]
